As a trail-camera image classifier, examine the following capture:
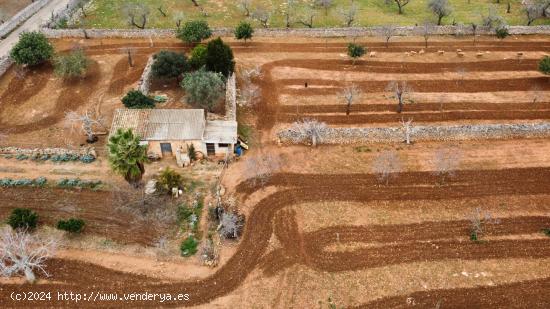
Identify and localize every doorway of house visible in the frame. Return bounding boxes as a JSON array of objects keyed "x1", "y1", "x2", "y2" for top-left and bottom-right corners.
[
  {"x1": 206, "y1": 143, "x2": 215, "y2": 156},
  {"x1": 160, "y1": 143, "x2": 173, "y2": 156}
]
